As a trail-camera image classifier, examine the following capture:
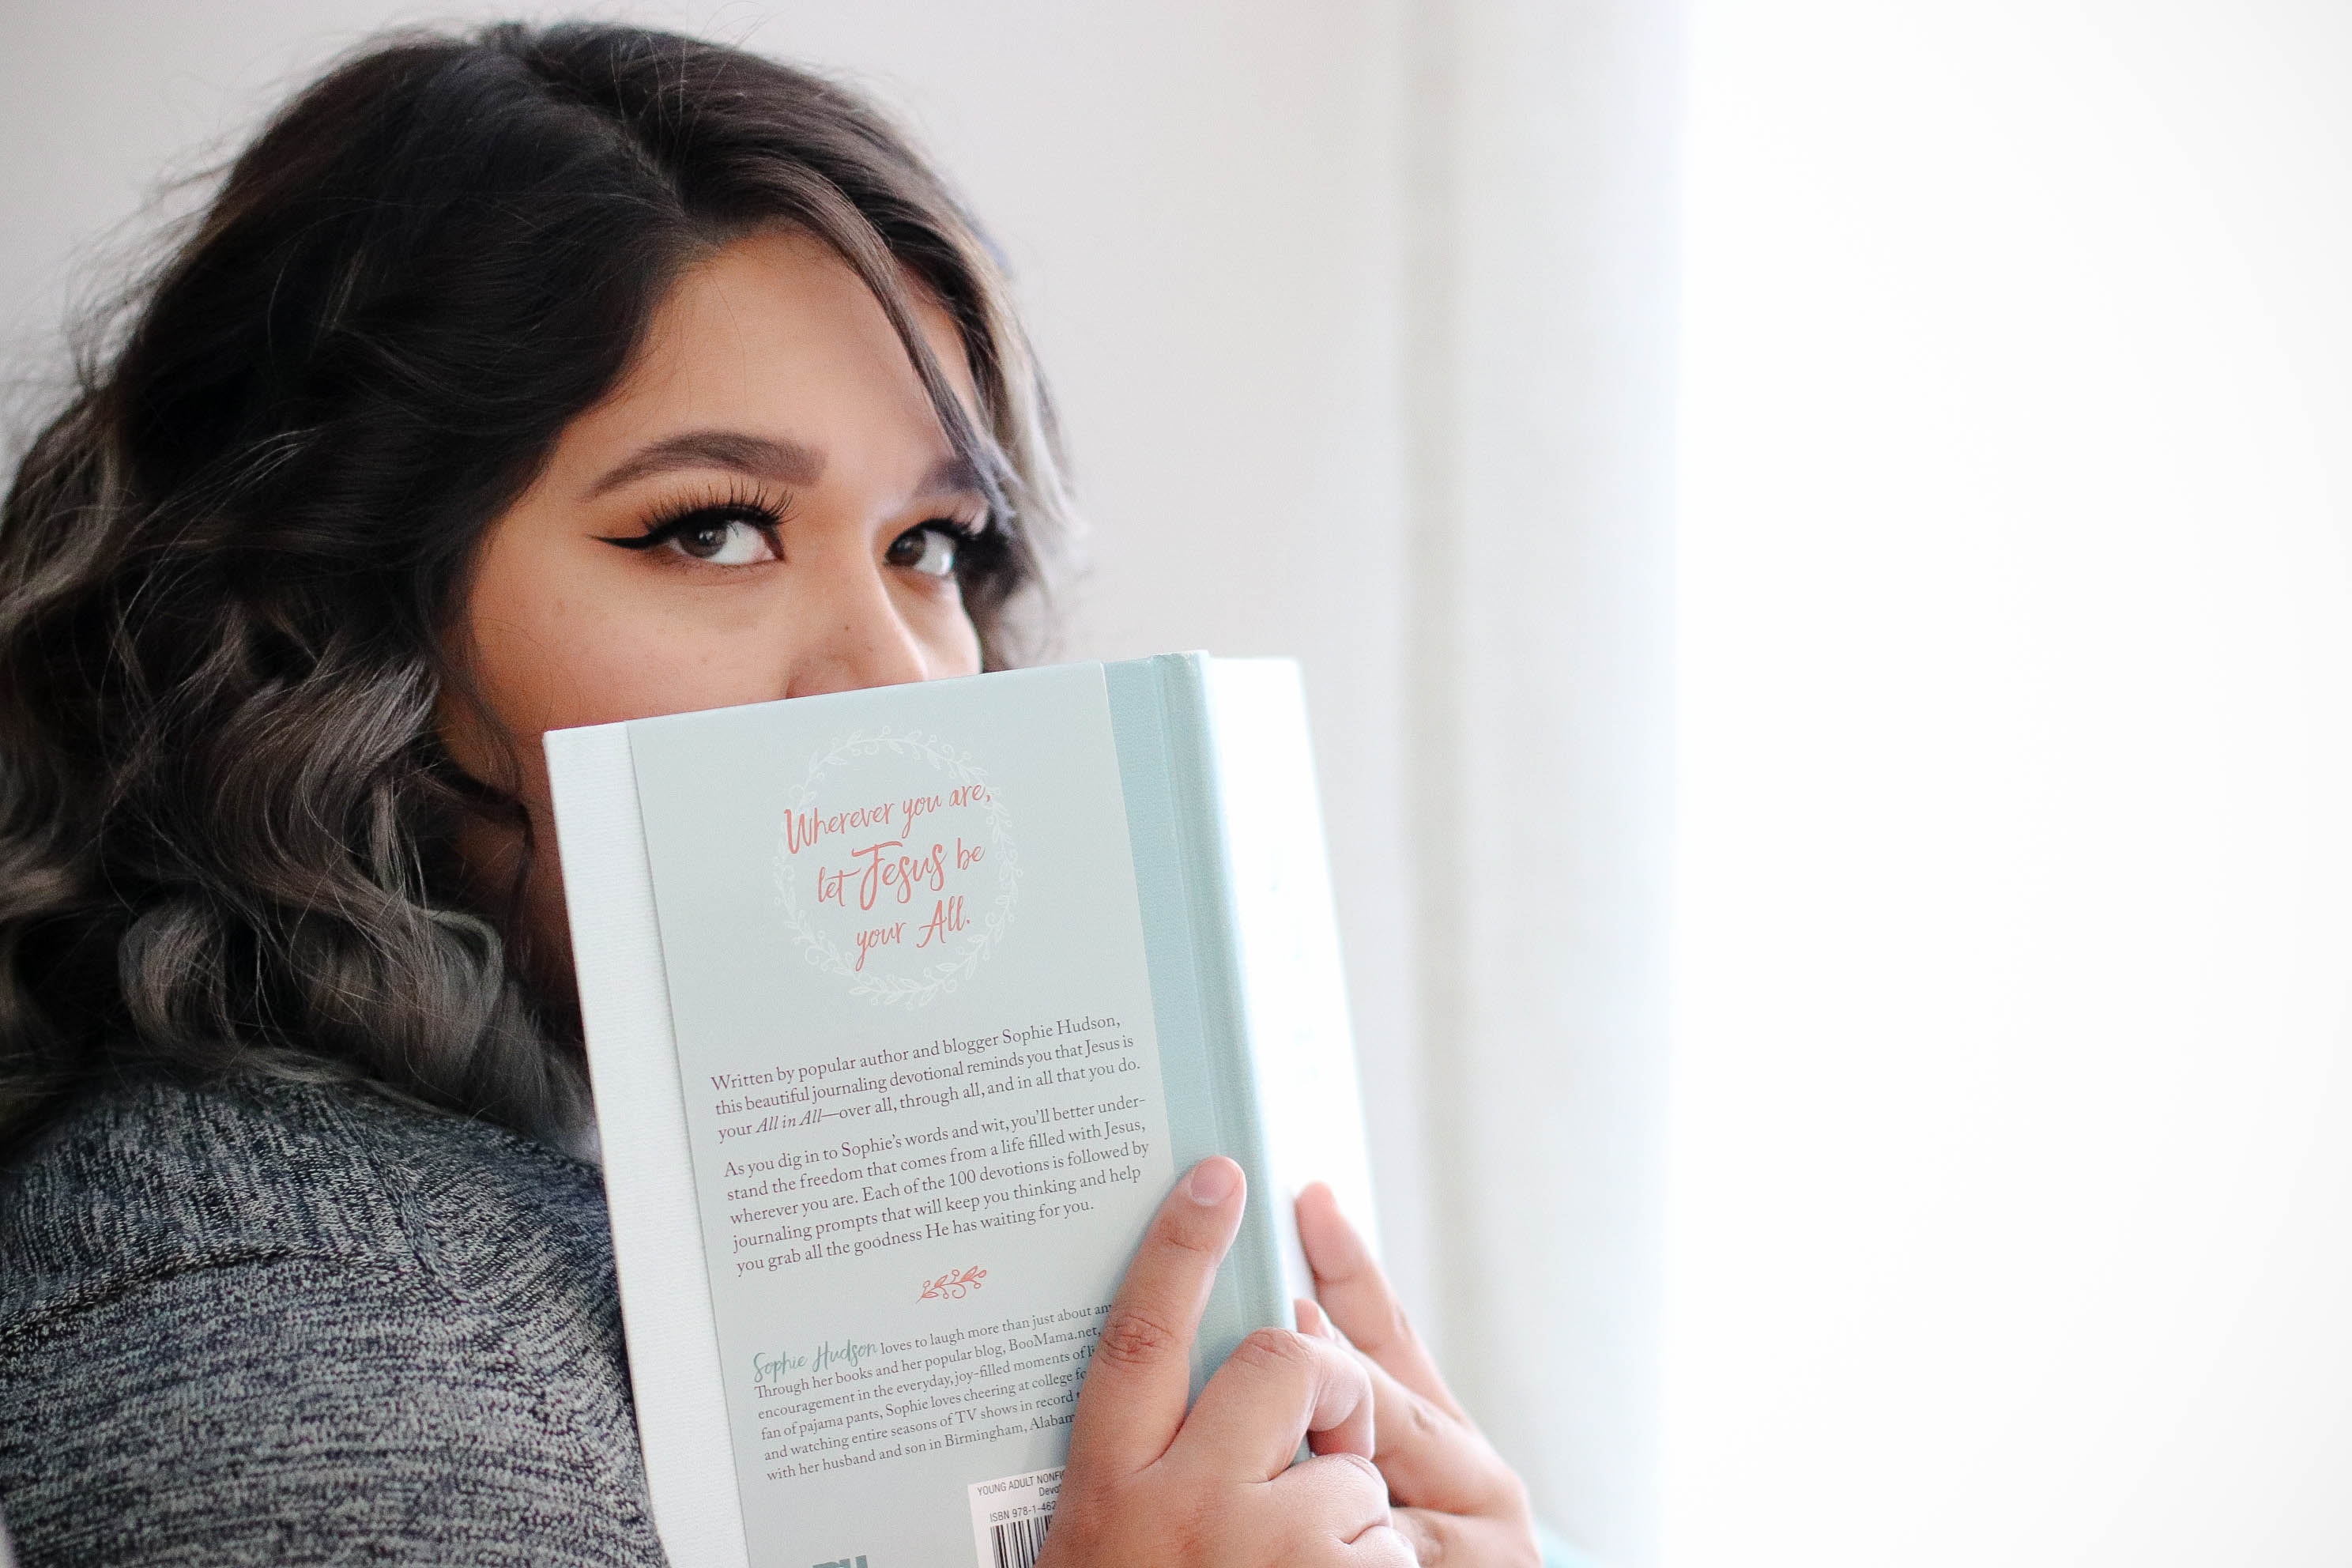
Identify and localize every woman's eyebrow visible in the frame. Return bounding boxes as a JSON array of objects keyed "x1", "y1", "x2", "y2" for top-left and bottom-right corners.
[
  {"x1": 916, "y1": 453, "x2": 986, "y2": 498},
  {"x1": 585, "y1": 430, "x2": 826, "y2": 497}
]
